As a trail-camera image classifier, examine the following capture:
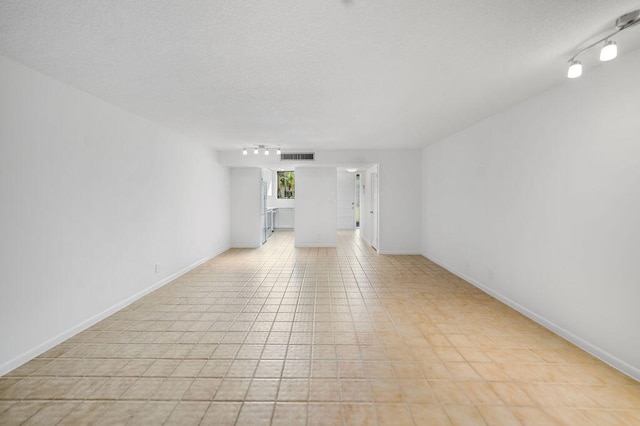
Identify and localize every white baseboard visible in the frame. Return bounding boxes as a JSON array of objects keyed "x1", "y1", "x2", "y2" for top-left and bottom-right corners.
[
  {"x1": 0, "y1": 248, "x2": 228, "y2": 376},
  {"x1": 425, "y1": 253, "x2": 640, "y2": 382},
  {"x1": 294, "y1": 243, "x2": 337, "y2": 248}
]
